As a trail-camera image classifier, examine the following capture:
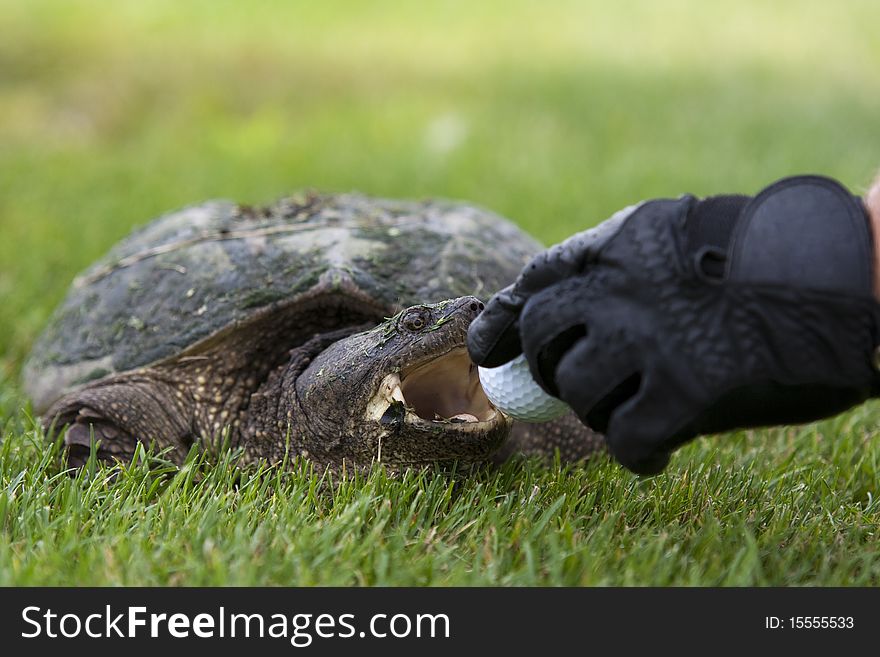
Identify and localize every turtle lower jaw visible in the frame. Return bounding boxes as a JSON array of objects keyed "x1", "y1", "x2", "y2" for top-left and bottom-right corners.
[{"x1": 366, "y1": 347, "x2": 502, "y2": 430}]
